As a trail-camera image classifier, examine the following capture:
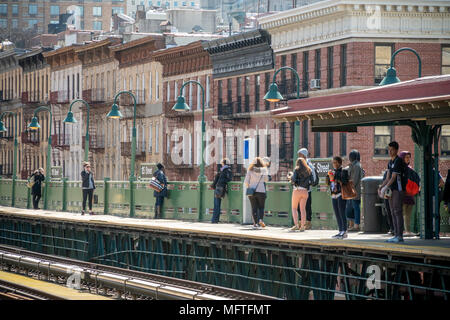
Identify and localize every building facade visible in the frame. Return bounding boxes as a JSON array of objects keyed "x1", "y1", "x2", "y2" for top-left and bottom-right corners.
[
  {"x1": 258, "y1": 0, "x2": 450, "y2": 177},
  {"x1": 111, "y1": 35, "x2": 166, "y2": 180},
  {"x1": 0, "y1": 0, "x2": 127, "y2": 34}
]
